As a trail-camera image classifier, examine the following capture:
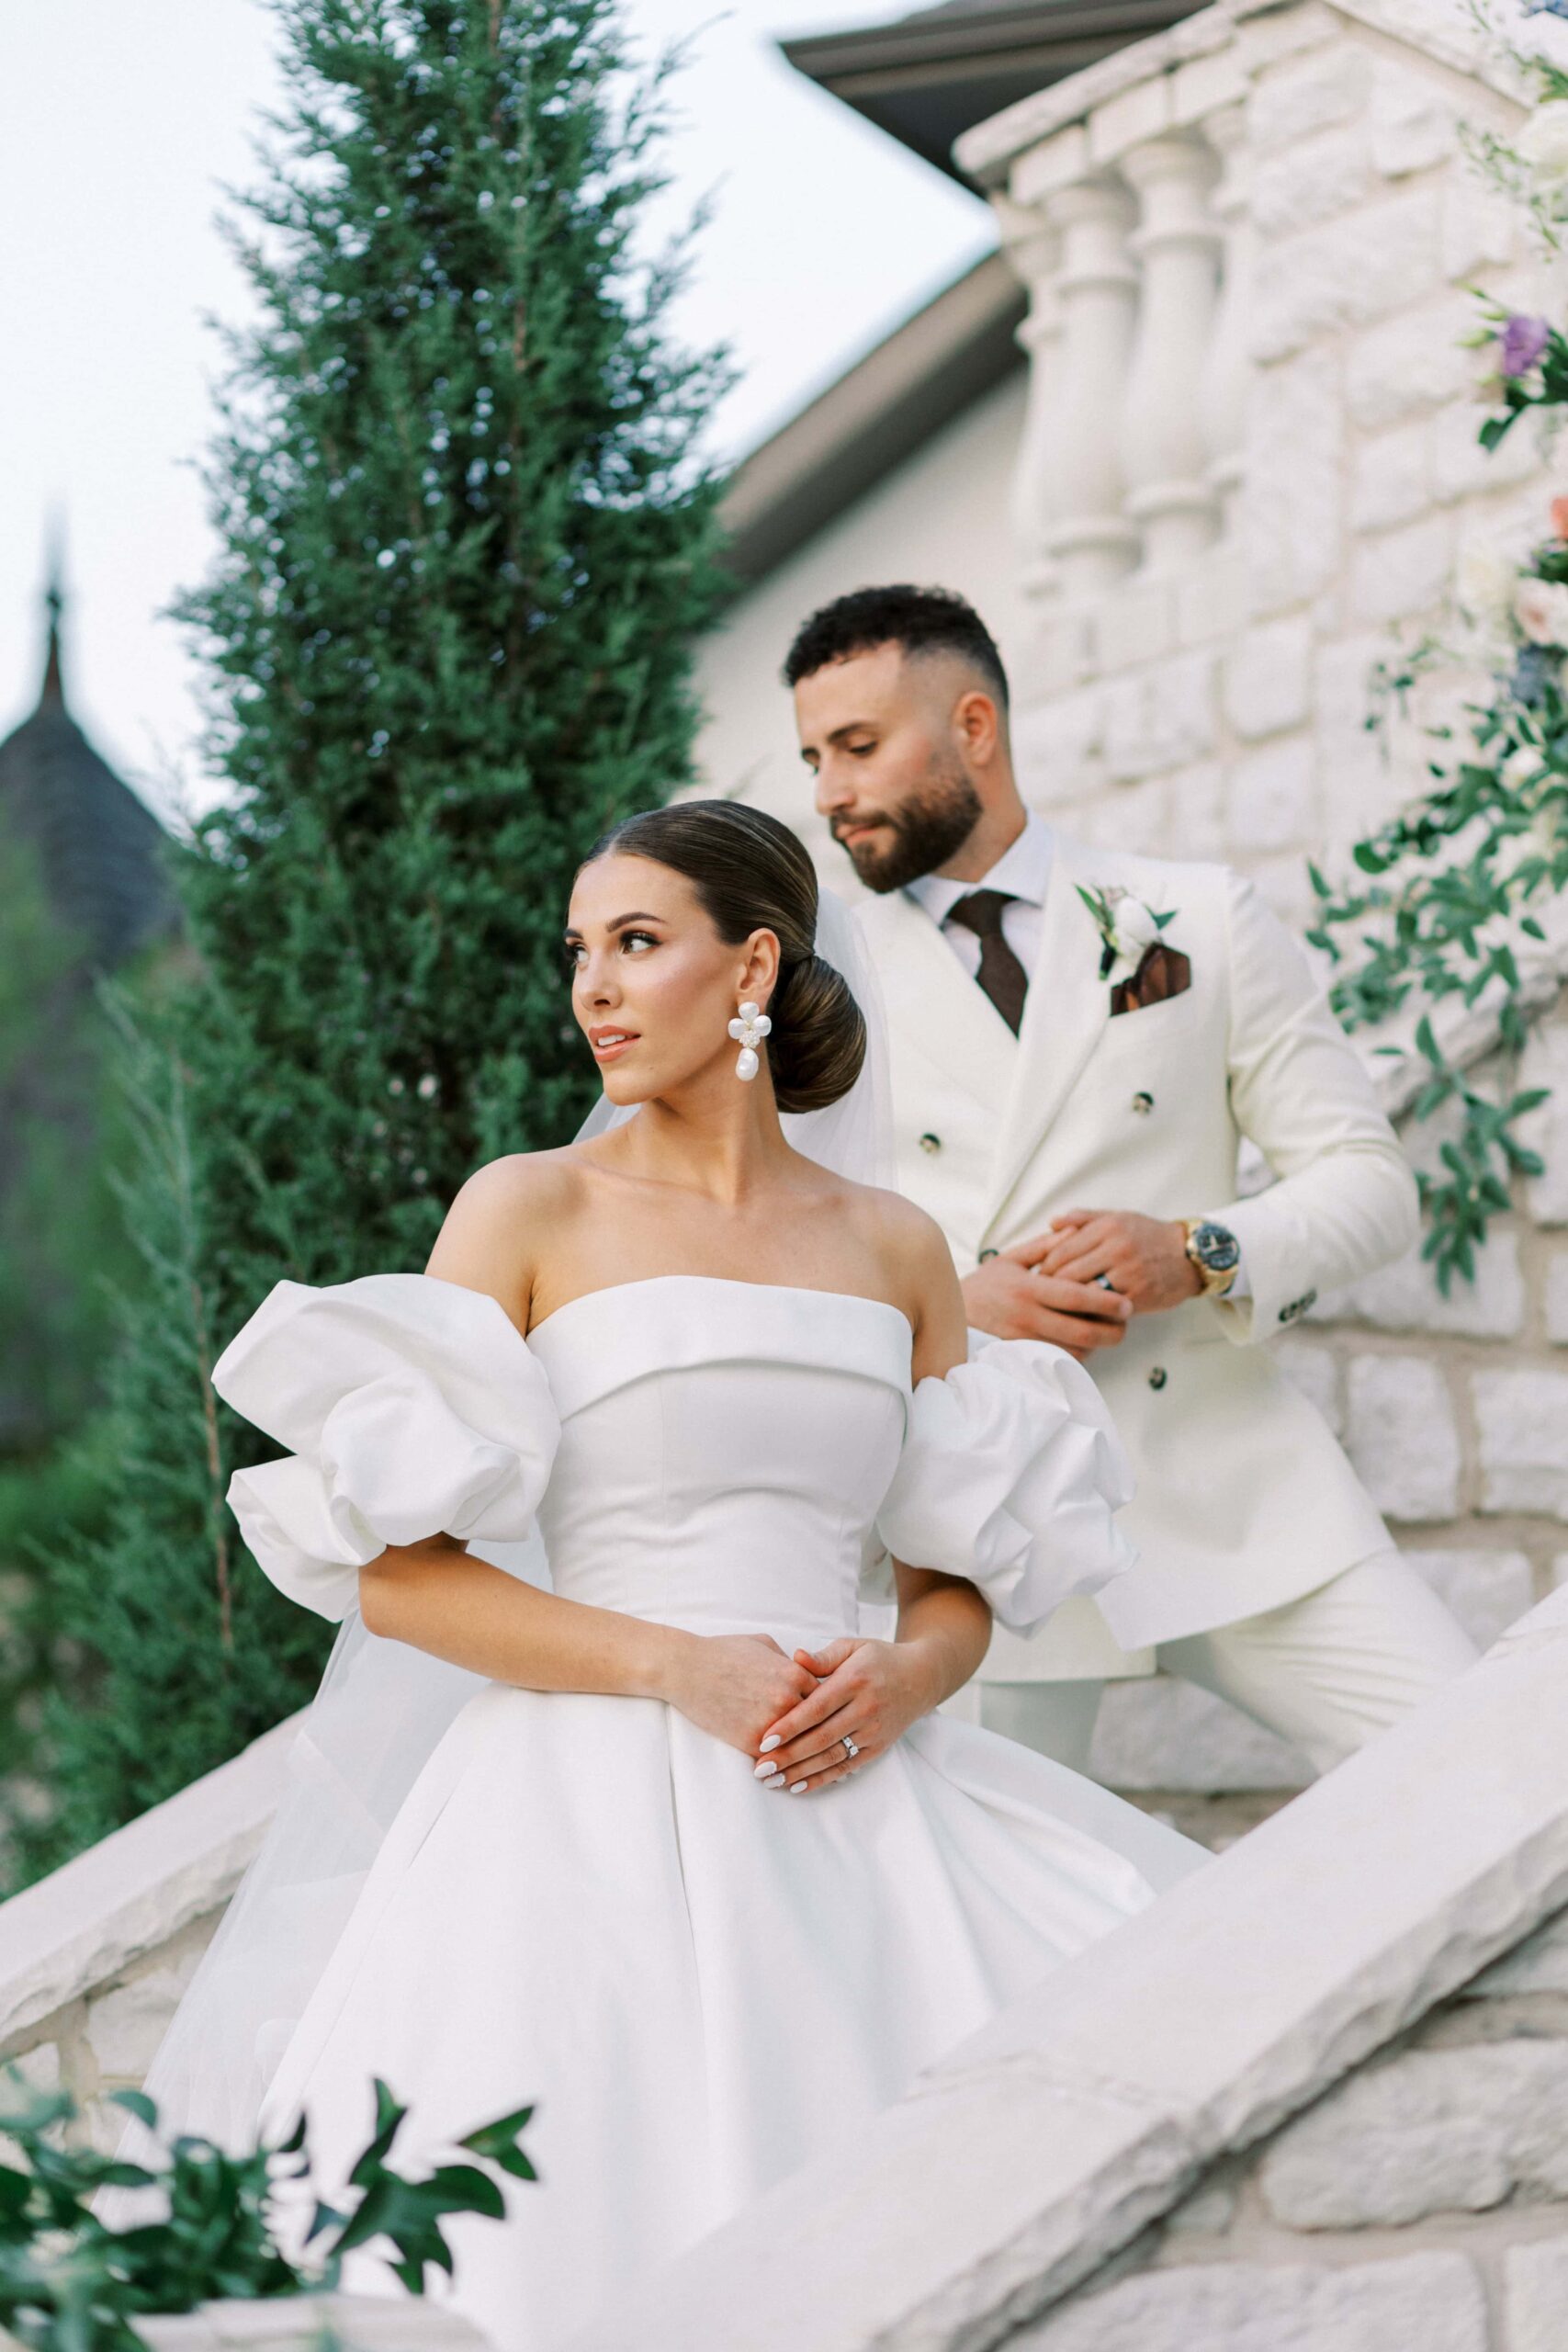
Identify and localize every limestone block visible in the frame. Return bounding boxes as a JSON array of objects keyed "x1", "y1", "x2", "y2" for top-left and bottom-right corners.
[
  {"x1": 1344, "y1": 1355, "x2": 1461, "y2": 1521},
  {"x1": 1252, "y1": 123, "x2": 1374, "y2": 237},
  {"x1": 1322, "y1": 729, "x2": 1404, "y2": 849},
  {"x1": 1432, "y1": 395, "x2": 1543, "y2": 504},
  {"x1": 1504, "y1": 2237, "x2": 1568, "y2": 2352},
  {"x1": 1400, "y1": 1549, "x2": 1533, "y2": 1650},
  {"x1": 1347, "y1": 307, "x2": 1475, "y2": 432},
  {"x1": 1013, "y1": 687, "x2": 1105, "y2": 806},
  {"x1": 1517, "y1": 1024, "x2": 1568, "y2": 1225},
  {"x1": 1017, "y1": 2252, "x2": 1487, "y2": 2351},
  {"x1": 1012, "y1": 122, "x2": 1090, "y2": 209},
  {"x1": 1547, "y1": 1254, "x2": 1568, "y2": 1344},
  {"x1": 1349, "y1": 512, "x2": 1453, "y2": 626},
  {"x1": 1088, "y1": 75, "x2": 1172, "y2": 167},
  {"x1": 1313, "y1": 1235, "x2": 1524, "y2": 1339},
  {"x1": 1248, "y1": 850, "x2": 1317, "y2": 930},
  {"x1": 1089, "y1": 1675, "x2": 1308, "y2": 1793},
  {"x1": 1174, "y1": 546, "x2": 1249, "y2": 648},
  {"x1": 1223, "y1": 616, "x2": 1312, "y2": 741},
  {"x1": 1259, "y1": 2041, "x2": 1568, "y2": 2228},
  {"x1": 1075, "y1": 775, "x2": 1171, "y2": 856},
  {"x1": 1250, "y1": 42, "x2": 1368, "y2": 151},
  {"x1": 1165, "y1": 761, "x2": 1228, "y2": 860},
  {"x1": 138, "y1": 2294, "x2": 491, "y2": 2352},
  {"x1": 1023, "y1": 605, "x2": 1098, "y2": 701},
  {"x1": 86, "y1": 1949, "x2": 204, "y2": 2082},
  {"x1": 1474, "y1": 1369, "x2": 1568, "y2": 1518},
  {"x1": 1103, "y1": 652, "x2": 1217, "y2": 783},
  {"x1": 1274, "y1": 1336, "x2": 1342, "y2": 1434},
  {"x1": 1172, "y1": 48, "x2": 1246, "y2": 126},
  {"x1": 1234, "y1": 0, "x2": 1341, "y2": 74},
  {"x1": 1349, "y1": 423, "x2": 1429, "y2": 535},
  {"x1": 1226, "y1": 738, "x2": 1316, "y2": 854},
  {"x1": 1246, "y1": 350, "x2": 1342, "y2": 612},
  {"x1": 1251, "y1": 188, "x2": 1441, "y2": 364},
  {"x1": 1370, "y1": 64, "x2": 1458, "y2": 179},
  {"x1": 1466, "y1": 1901, "x2": 1568, "y2": 1996},
  {"x1": 1096, "y1": 573, "x2": 1174, "y2": 674},
  {"x1": 1442, "y1": 174, "x2": 1517, "y2": 279}
]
